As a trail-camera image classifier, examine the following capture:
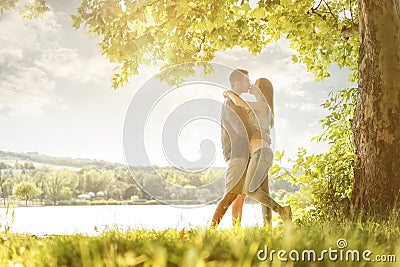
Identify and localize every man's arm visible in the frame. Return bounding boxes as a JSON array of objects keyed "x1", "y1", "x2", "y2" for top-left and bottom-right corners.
[
  {"x1": 224, "y1": 100, "x2": 249, "y2": 138},
  {"x1": 221, "y1": 103, "x2": 232, "y2": 162},
  {"x1": 221, "y1": 125, "x2": 231, "y2": 162}
]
